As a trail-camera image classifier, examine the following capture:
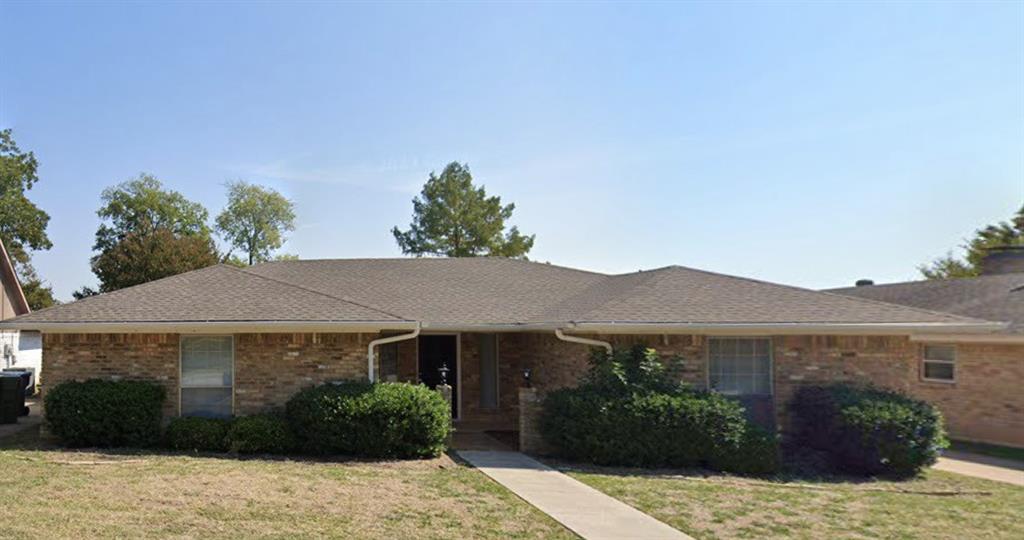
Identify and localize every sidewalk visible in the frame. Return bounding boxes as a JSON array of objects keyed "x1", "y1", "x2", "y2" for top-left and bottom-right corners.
[
  {"x1": 0, "y1": 398, "x2": 42, "y2": 440},
  {"x1": 458, "y1": 450, "x2": 691, "y2": 540},
  {"x1": 934, "y1": 450, "x2": 1024, "y2": 487}
]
